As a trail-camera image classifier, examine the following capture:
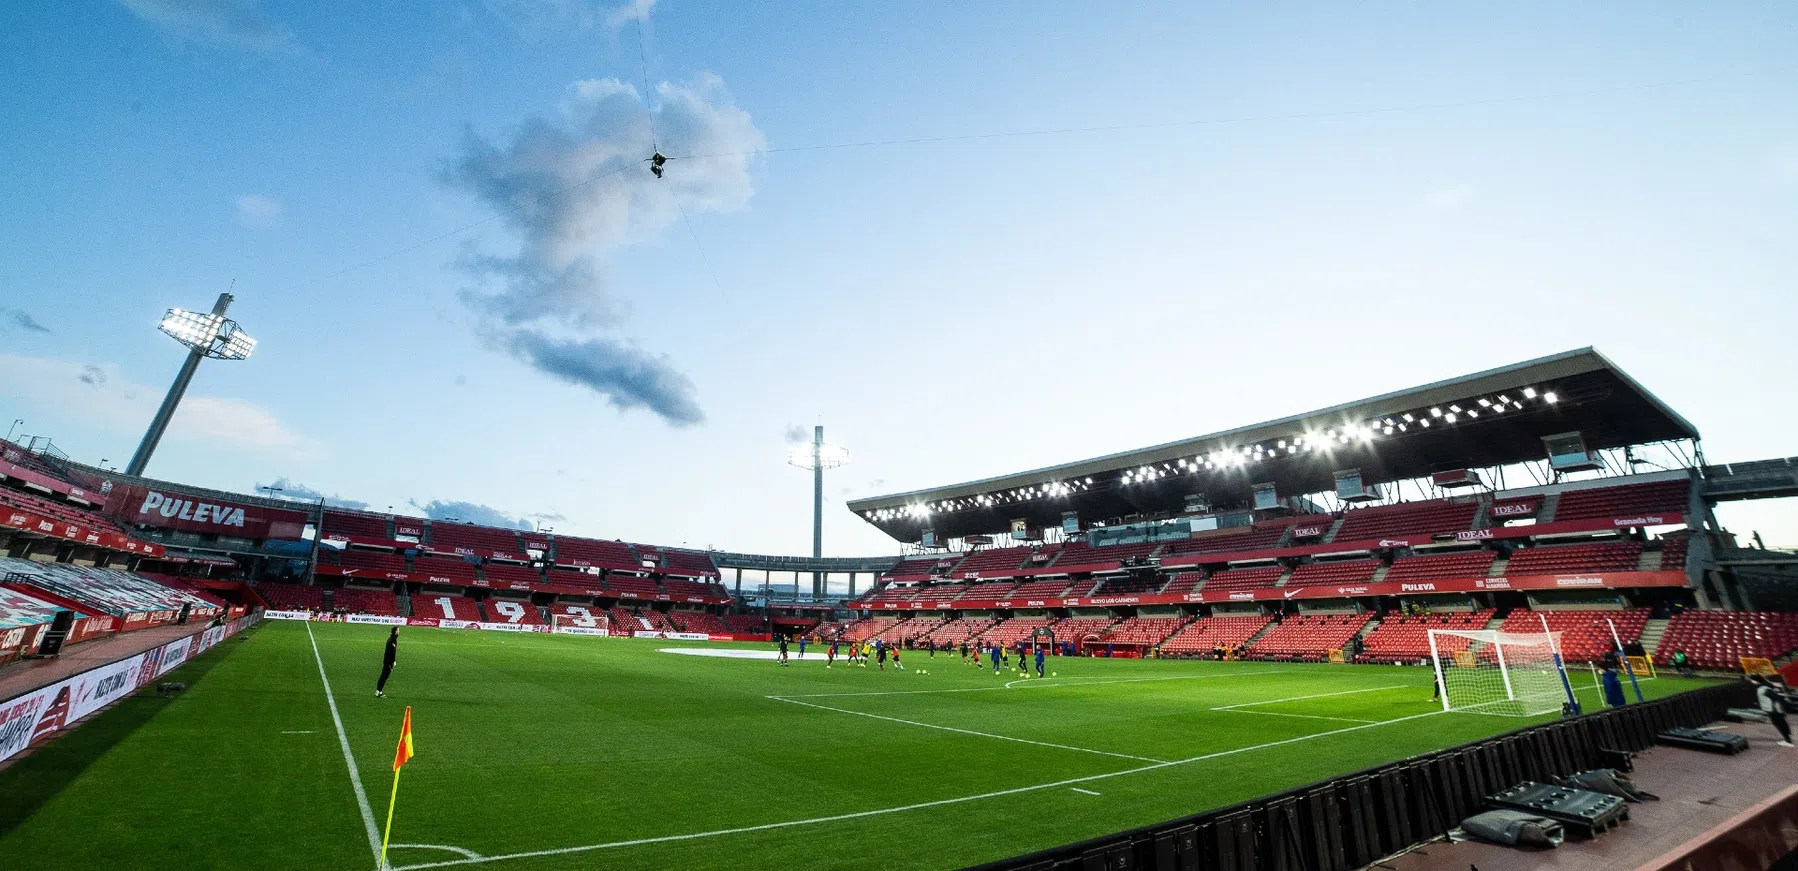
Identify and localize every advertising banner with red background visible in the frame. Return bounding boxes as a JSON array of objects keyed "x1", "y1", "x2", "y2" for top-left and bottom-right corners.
[{"x1": 105, "y1": 484, "x2": 309, "y2": 540}]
